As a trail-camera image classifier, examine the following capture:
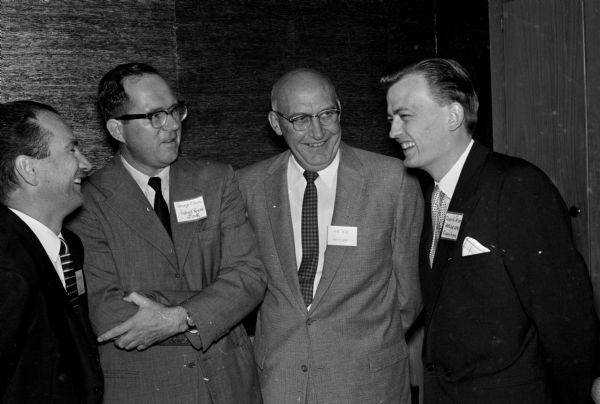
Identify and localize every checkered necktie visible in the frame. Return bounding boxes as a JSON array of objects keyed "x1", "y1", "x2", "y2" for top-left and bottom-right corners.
[
  {"x1": 429, "y1": 185, "x2": 450, "y2": 265},
  {"x1": 298, "y1": 171, "x2": 319, "y2": 306},
  {"x1": 148, "y1": 177, "x2": 172, "y2": 237},
  {"x1": 59, "y1": 238, "x2": 80, "y2": 310}
]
